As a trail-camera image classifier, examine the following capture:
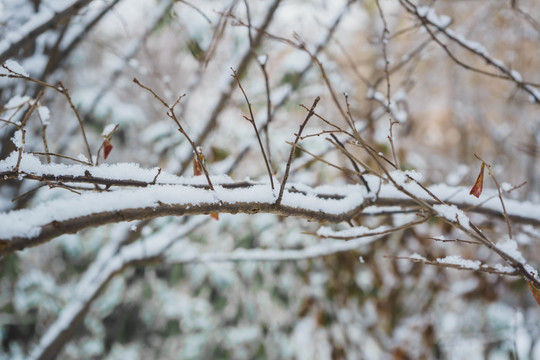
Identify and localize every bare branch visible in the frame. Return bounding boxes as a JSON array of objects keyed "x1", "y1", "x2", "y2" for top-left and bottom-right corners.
[
  {"x1": 231, "y1": 67, "x2": 274, "y2": 189},
  {"x1": 276, "y1": 96, "x2": 320, "y2": 204}
]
